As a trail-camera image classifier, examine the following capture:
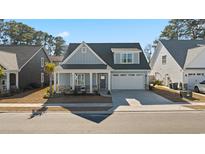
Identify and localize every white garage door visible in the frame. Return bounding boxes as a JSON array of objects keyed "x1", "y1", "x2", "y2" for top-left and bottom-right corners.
[
  {"x1": 188, "y1": 73, "x2": 205, "y2": 89},
  {"x1": 112, "y1": 73, "x2": 145, "y2": 90}
]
